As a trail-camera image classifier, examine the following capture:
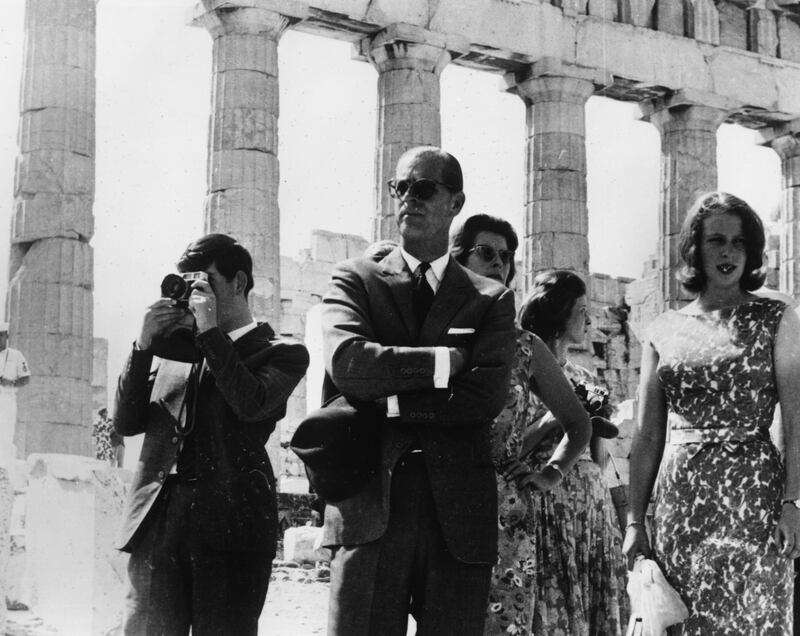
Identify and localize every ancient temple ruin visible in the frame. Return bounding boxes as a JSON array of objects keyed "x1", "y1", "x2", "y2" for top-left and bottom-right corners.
[{"x1": 9, "y1": 0, "x2": 800, "y2": 461}]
